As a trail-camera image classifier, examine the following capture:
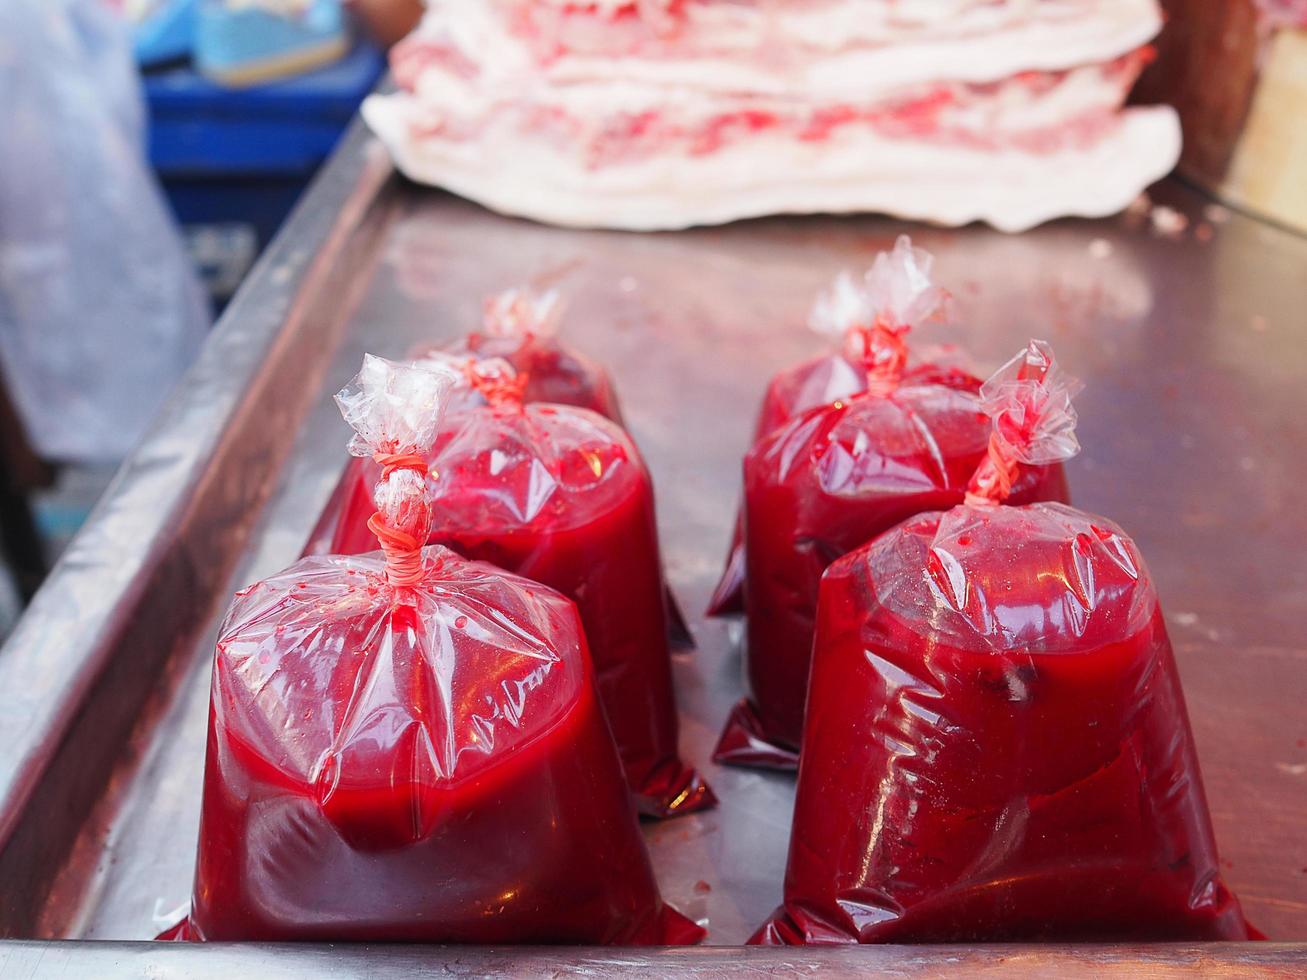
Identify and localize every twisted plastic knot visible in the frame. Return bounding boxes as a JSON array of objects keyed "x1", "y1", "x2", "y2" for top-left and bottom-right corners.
[
  {"x1": 964, "y1": 432, "x2": 1021, "y2": 508},
  {"x1": 373, "y1": 452, "x2": 429, "y2": 482},
  {"x1": 463, "y1": 360, "x2": 529, "y2": 408},
  {"x1": 848, "y1": 315, "x2": 909, "y2": 398},
  {"x1": 366, "y1": 513, "x2": 426, "y2": 588},
  {"x1": 369, "y1": 451, "x2": 432, "y2": 587},
  {"x1": 964, "y1": 339, "x2": 1080, "y2": 506}
]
